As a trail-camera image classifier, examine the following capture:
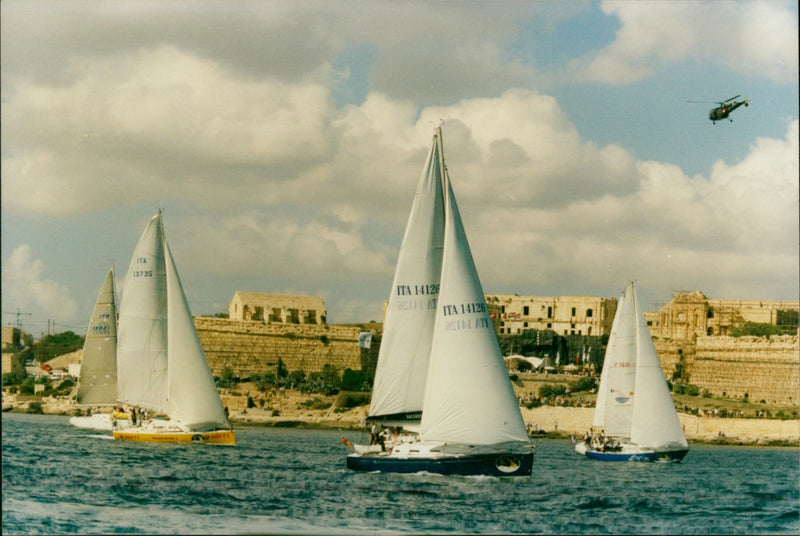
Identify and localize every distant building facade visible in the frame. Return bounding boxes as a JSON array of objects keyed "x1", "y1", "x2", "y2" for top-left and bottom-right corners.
[
  {"x1": 644, "y1": 291, "x2": 799, "y2": 340},
  {"x1": 228, "y1": 292, "x2": 326, "y2": 325},
  {"x1": 485, "y1": 294, "x2": 618, "y2": 337},
  {"x1": 2, "y1": 327, "x2": 33, "y2": 351}
]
